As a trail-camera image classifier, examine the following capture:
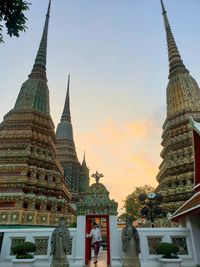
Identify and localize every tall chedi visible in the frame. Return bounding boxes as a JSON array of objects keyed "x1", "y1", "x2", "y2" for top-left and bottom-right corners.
[
  {"x1": 0, "y1": 1, "x2": 75, "y2": 225},
  {"x1": 56, "y1": 75, "x2": 89, "y2": 198},
  {"x1": 156, "y1": 0, "x2": 200, "y2": 213}
]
